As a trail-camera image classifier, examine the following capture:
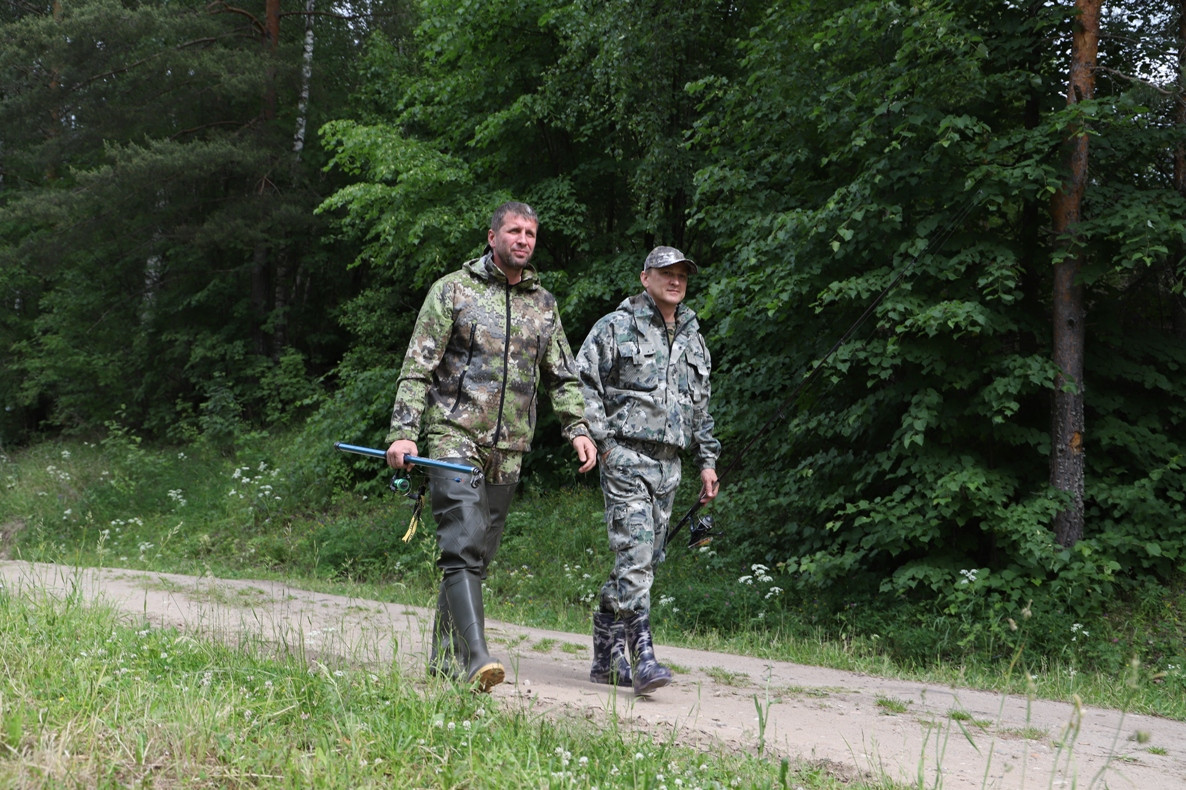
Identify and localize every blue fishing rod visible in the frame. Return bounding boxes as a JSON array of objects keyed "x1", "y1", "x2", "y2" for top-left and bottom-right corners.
[
  {"x1": 334, "y1": 442, "x2": 483, "y2": 486},
  {"x1": 334, "y1": 441, "x2": 486, "y2": 542}
]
